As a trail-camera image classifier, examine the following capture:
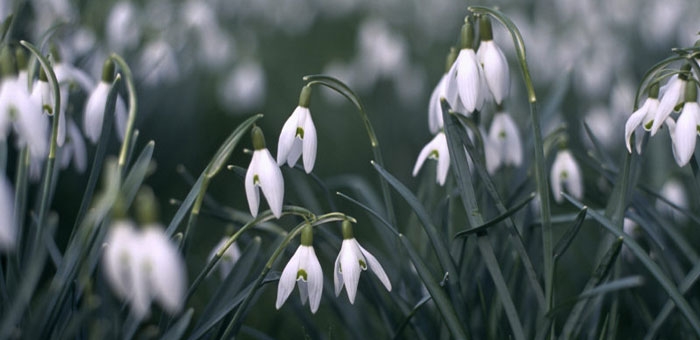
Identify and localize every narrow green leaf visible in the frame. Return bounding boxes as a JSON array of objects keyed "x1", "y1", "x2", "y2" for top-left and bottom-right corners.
[
  {"x1": 166, "y1": 174, "x2": 203, "y2": 236},
  {"x1": 563, "y1": 193, "x2": 700, "y2": 337},
  {"x1": 553, "y1": 207, "x2": 588, "y2": 260},
  {"x1": 121, "y1": 141, "x2": 154, "y2": 206},
  {"x1": 645, "y1": 260, "x2": 700, "y2": 339},
  {"x1": 161, "y1": 309, "x2": 194, "y2": 340},
  {"x1": 579, "y1": 276, "x2": 644, "y2": 299},
  {"x1": 454, "y1": 193, "x2": 535, "y2": 238},
  {"x1": 392, "y1": 295, "x2": 432, "y2": 340},
  {"x1": 559, "y1": 238, "x2": 623, "y2": 338}
]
